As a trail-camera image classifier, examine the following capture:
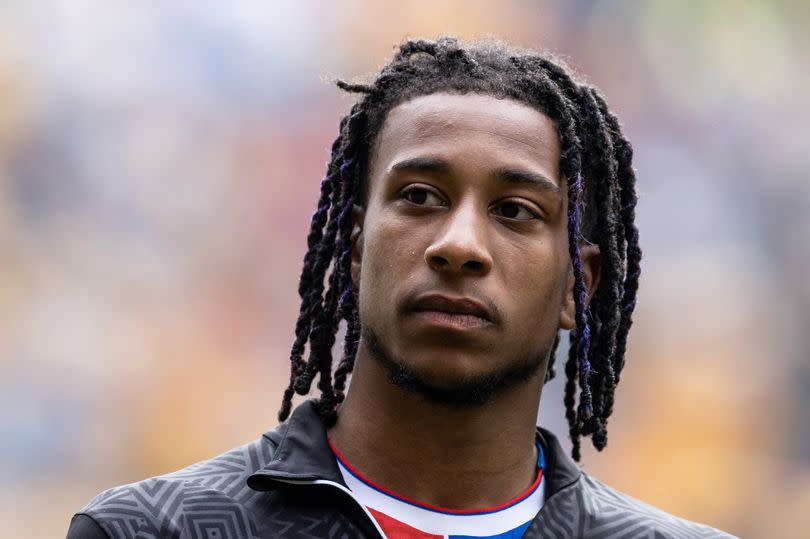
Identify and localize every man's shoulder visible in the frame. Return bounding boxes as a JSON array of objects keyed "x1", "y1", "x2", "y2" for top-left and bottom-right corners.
[
  {"x1": 68, "y1": 432, "x2": 279, "y2": 539},
  {"x1": 534, "y1": 427, "x2": 736, "y2": 538},
  {"x1": 565, "y1": 472, "x2": 736, "y2": 538}
]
